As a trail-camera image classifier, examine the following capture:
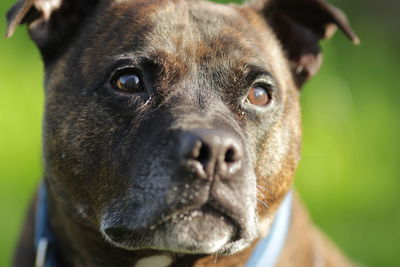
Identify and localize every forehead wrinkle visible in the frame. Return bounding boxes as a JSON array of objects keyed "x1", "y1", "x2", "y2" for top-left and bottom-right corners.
[
  {"x1": 145, "y1": 3, "x2": 260, "y2": 72},
  {"x1": 145, "y1": 0, "x2": 195, "y2": 53}
]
